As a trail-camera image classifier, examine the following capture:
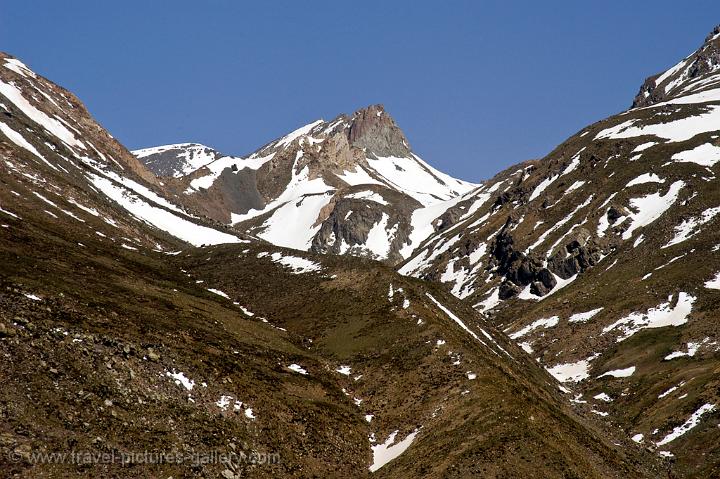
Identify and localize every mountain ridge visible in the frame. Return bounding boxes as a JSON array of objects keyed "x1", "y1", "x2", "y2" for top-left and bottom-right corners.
[
  {"x1": 134, "y1": 103, "x2": 479, "y2": 263},
  {"x1": 632, "y1": 24, "x2": 720, "y2": 108}
]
